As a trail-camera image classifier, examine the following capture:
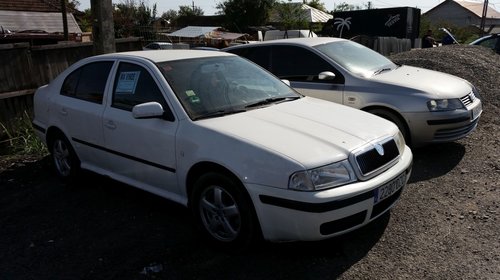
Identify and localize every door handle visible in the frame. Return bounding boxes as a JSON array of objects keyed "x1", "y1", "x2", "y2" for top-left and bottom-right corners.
[
  {"x1": 104, "y1": 120, "x2": 116, "y2": 130},
  {"x1": 59, "y1": 108, "x2": 68, "y2": 116}
]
